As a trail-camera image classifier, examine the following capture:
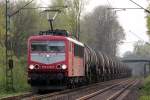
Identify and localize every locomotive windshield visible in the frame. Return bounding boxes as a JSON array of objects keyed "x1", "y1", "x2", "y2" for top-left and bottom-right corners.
[
  {"x1": 31, "y1": 41, "x2": 65, "y2": 52},
  {"x1": 30, "y1": 41, "x2": 65, "y2": 64}
]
